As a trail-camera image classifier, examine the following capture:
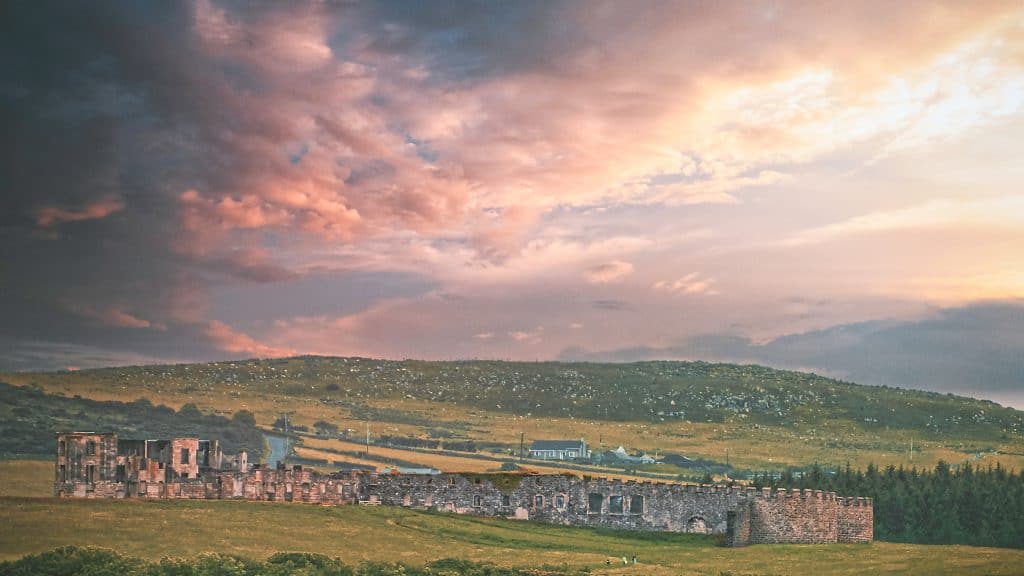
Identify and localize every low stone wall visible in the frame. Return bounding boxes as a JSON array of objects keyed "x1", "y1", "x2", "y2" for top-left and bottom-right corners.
[
  {"x1": 54, "y1": 466, "x2": 872, "y2": 546},
  {"x1": 368, "y1": 473, "x2": 755, "y2": 534}
]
